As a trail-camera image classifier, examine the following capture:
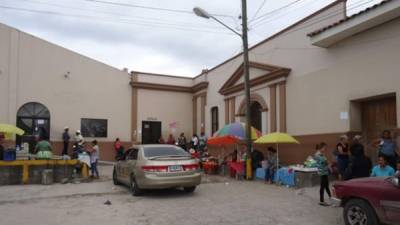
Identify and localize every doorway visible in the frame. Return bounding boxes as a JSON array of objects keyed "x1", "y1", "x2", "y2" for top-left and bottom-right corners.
[
  {"x1": 250, "y1": 101, "x2": 262, "y2": 131},
  {"x1": 360, "y1": 95, "x2": 397, "y2": 158},
  {"x1": 141, "y1": 121, "x2": 162, "y2": 144},
  {"x1": 16, "y1": 102, "x2": 50, "y2": 152}
]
